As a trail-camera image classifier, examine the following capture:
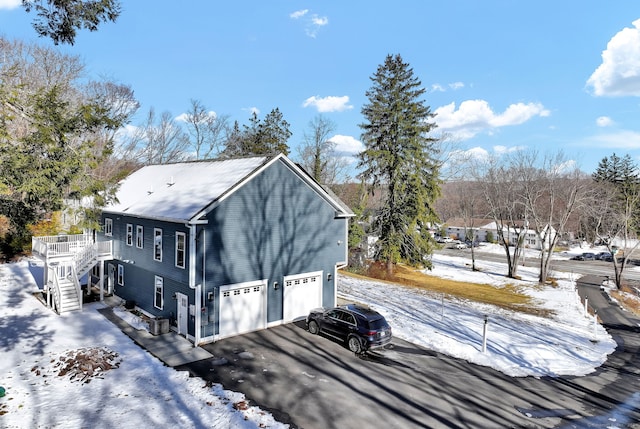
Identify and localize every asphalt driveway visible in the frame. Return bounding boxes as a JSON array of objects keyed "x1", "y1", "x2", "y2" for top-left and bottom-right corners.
[{"x1": 176, "y1": 309, "x2": 640, "y2": 429}]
